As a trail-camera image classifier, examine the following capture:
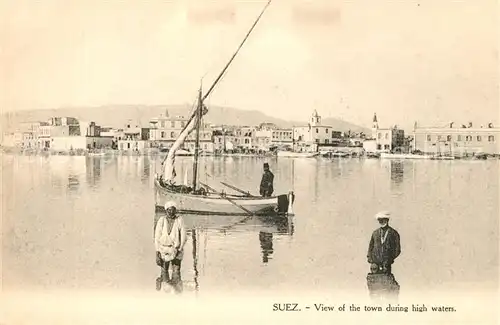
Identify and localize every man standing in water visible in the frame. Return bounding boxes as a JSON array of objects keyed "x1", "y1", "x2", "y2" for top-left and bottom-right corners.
[
  {"x1": 155, "y1": 201, "x2": 187, "y2": 292},
  {"x1": 259, "y1": 163, "x2": 274, "y2": 197},
  {"x1": 367, "y1": 211, "x2": 401, "y2": 274}
]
